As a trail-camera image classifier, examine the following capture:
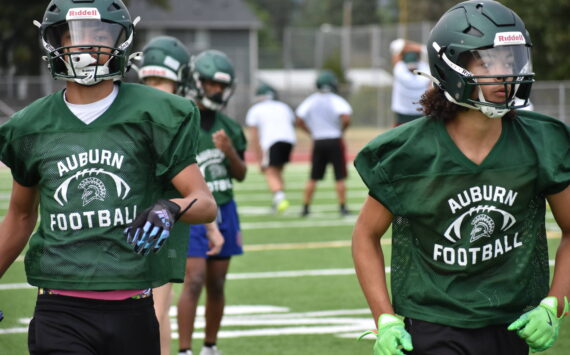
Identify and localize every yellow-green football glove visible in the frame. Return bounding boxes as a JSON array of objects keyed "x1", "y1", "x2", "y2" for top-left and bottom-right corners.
[
  {"x1": 359, "y1": 314, "x2": 413, "y2": 355},
  {"x1": 508, "y1": 296, "x2": 569, "y2": 352}
]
